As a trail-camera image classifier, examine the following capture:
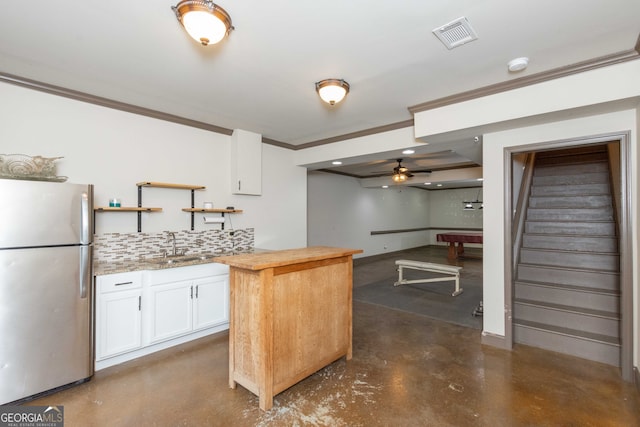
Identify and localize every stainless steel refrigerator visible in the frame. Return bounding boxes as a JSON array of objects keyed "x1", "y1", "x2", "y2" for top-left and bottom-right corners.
[{"x1": 0, "y1": 179, "x2": 94, "y2": 404}]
